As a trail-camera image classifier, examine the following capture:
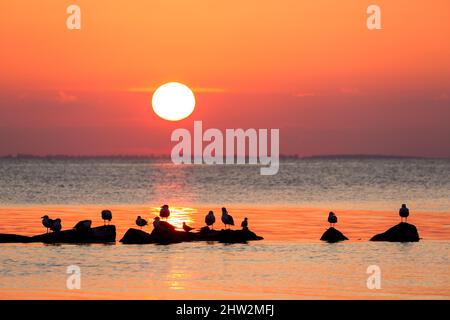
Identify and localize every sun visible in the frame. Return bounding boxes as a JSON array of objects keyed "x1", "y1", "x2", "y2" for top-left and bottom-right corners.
[{"x1": 152, "y1": 82, "x2": 196, "y2": 121}]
